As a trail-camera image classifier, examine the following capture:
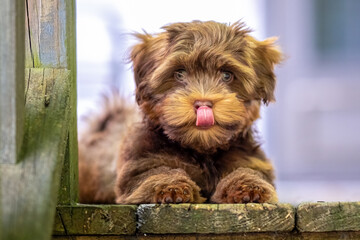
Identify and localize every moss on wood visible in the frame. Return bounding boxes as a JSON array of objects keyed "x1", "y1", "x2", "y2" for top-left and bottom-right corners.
[
  {"x1": 51, "y1": 202, "x2": 360, "y2": 237},
  {"x1": 52, "y1": 231, "x2": 360, "y2": 240},
  {"x1": 137, "y1": 203, "x2": 295, "y2": 234},
  {"x1": 297, "y1": 202, "x2": 360, "y2": 232},
  {"x1": 0, "y1": 68, "x2": 71, "y2": 240},
  {"x1": 54, "y1": 205, "x2": 137, "y2": 235}
]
